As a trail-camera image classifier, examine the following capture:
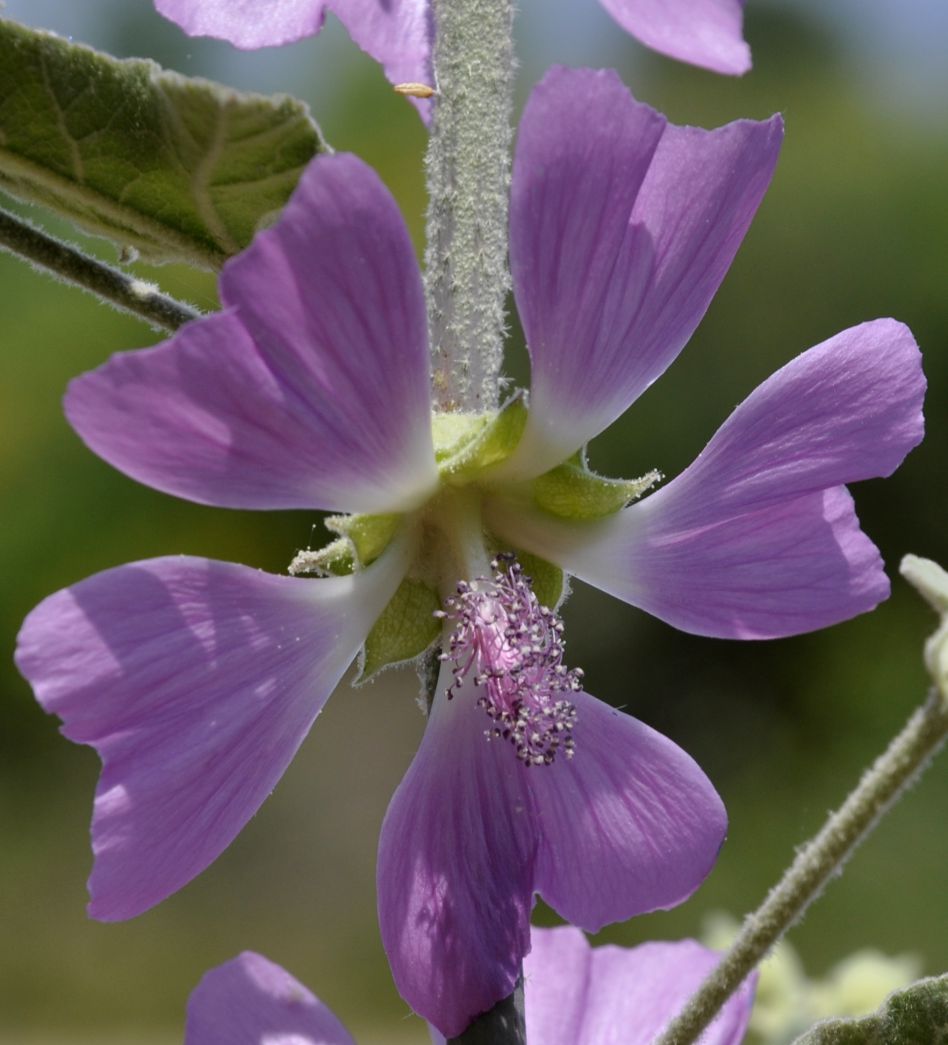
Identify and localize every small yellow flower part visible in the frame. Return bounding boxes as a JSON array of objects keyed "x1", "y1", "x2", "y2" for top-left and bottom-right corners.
[{"x1": 393, "y1": 82, "x2": 436, "y2": 98}]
